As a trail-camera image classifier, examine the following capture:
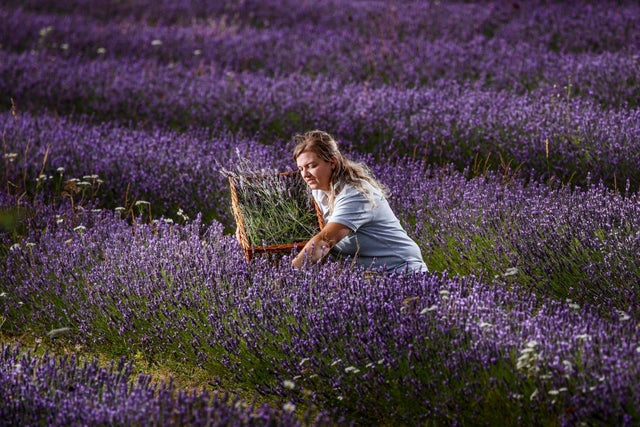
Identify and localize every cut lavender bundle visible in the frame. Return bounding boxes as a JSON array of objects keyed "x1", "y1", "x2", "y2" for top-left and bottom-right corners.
[{"x1": 221, "y1": 157, "x2": 323, "y2": 260}]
